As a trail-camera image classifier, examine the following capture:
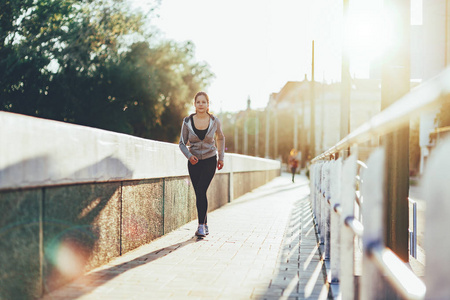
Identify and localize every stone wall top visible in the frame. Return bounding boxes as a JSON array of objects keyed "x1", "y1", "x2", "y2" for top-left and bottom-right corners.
[{"x1": 0, "y1": 112, "x2": 280, "y2": 190}]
